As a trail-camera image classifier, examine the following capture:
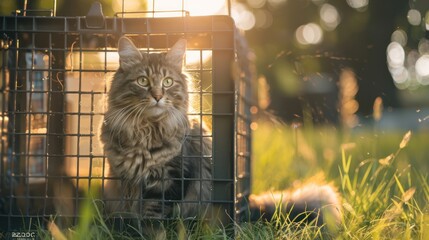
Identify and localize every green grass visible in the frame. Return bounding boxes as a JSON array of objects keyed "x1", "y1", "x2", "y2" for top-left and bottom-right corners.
[
  {"x1": 252, "y1": 120, "x2": 429, "y2": 239},
  {"x1": 33, "y1": 120, "x2": 429, "y2": 239}
]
